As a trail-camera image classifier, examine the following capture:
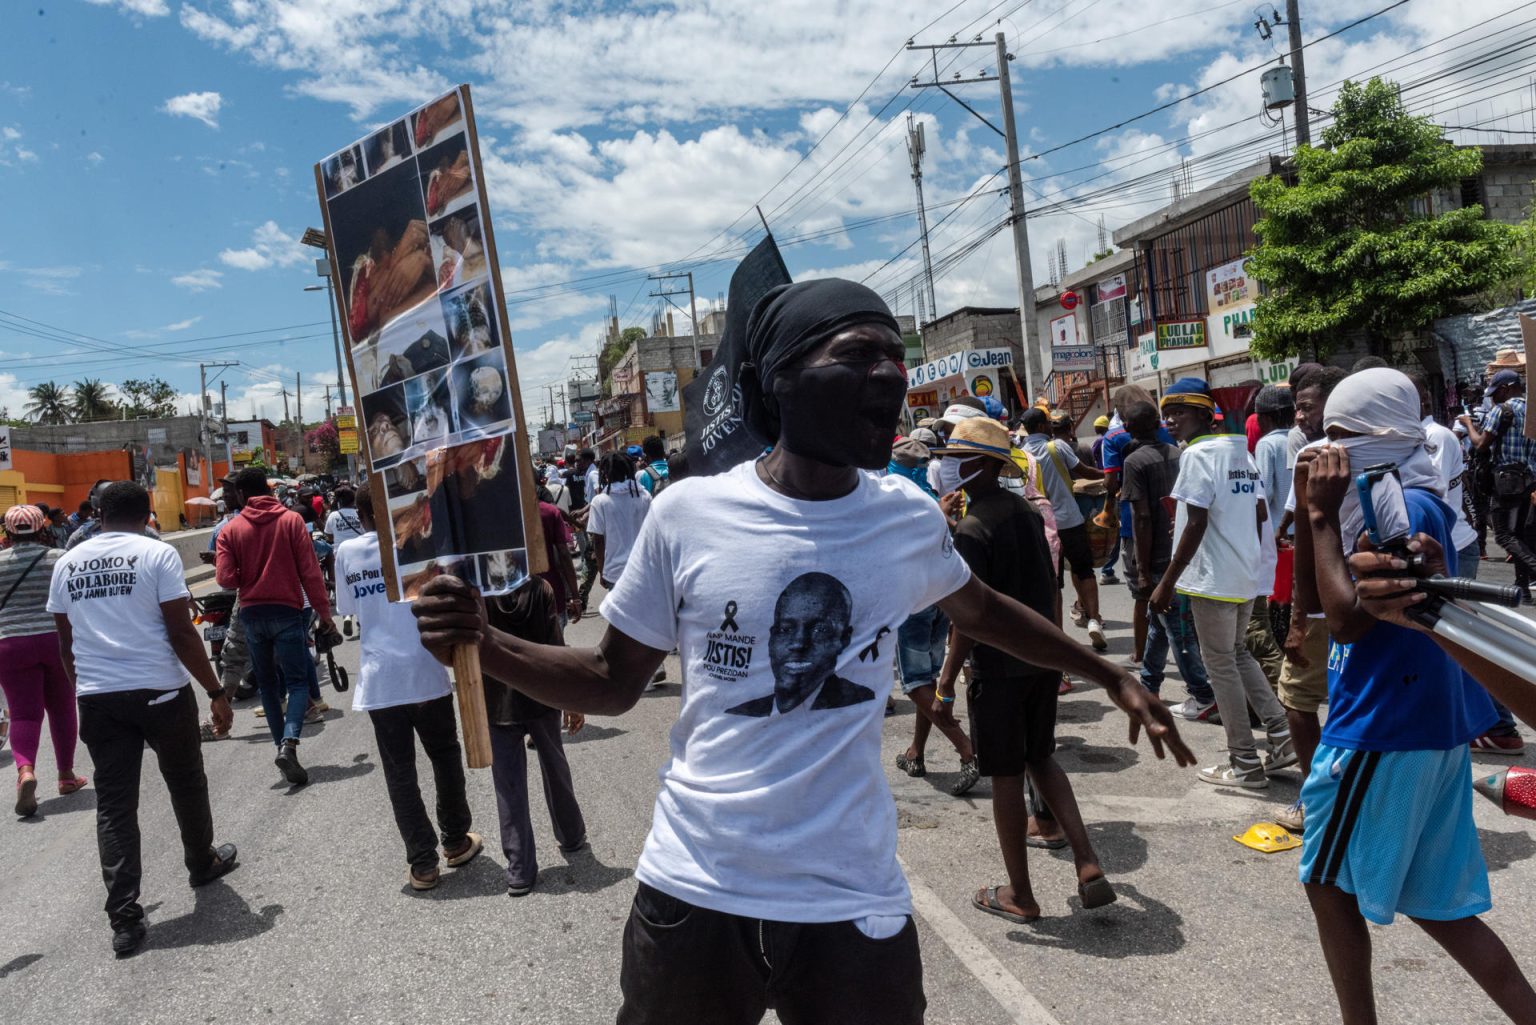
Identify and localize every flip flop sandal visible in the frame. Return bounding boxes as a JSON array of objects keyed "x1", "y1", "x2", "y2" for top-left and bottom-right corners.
[
  {"x1": 895, "y1": 753, "x2": 926, "y2": 778},
  {"x1": 1025, "y1": 833, "x2": 1069, "y2": 850},
  {"x1": 972, "y1": 886, "x2": 1039, "y2": 924},
  {"x1": 950, "y1": 759, "x2": 981, "y2": 796},
  {"x1": 58, "y1": 775, "x2": 88, "y2": 795},
  {"x1": 1078, "y1": 875, "x2": 1117, "y2": 909},
  {"x1": 199, "y1": 721, "x2": 229, "y2": 743}
]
